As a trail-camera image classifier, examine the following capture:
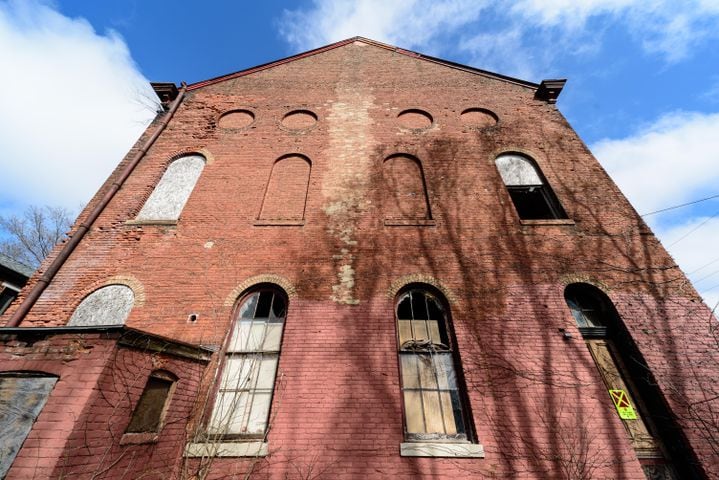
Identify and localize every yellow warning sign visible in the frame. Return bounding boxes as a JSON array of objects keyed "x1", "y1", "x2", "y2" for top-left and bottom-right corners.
[{"x1": 609, "y1": 389, "x2": 637, "y2": 420}]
